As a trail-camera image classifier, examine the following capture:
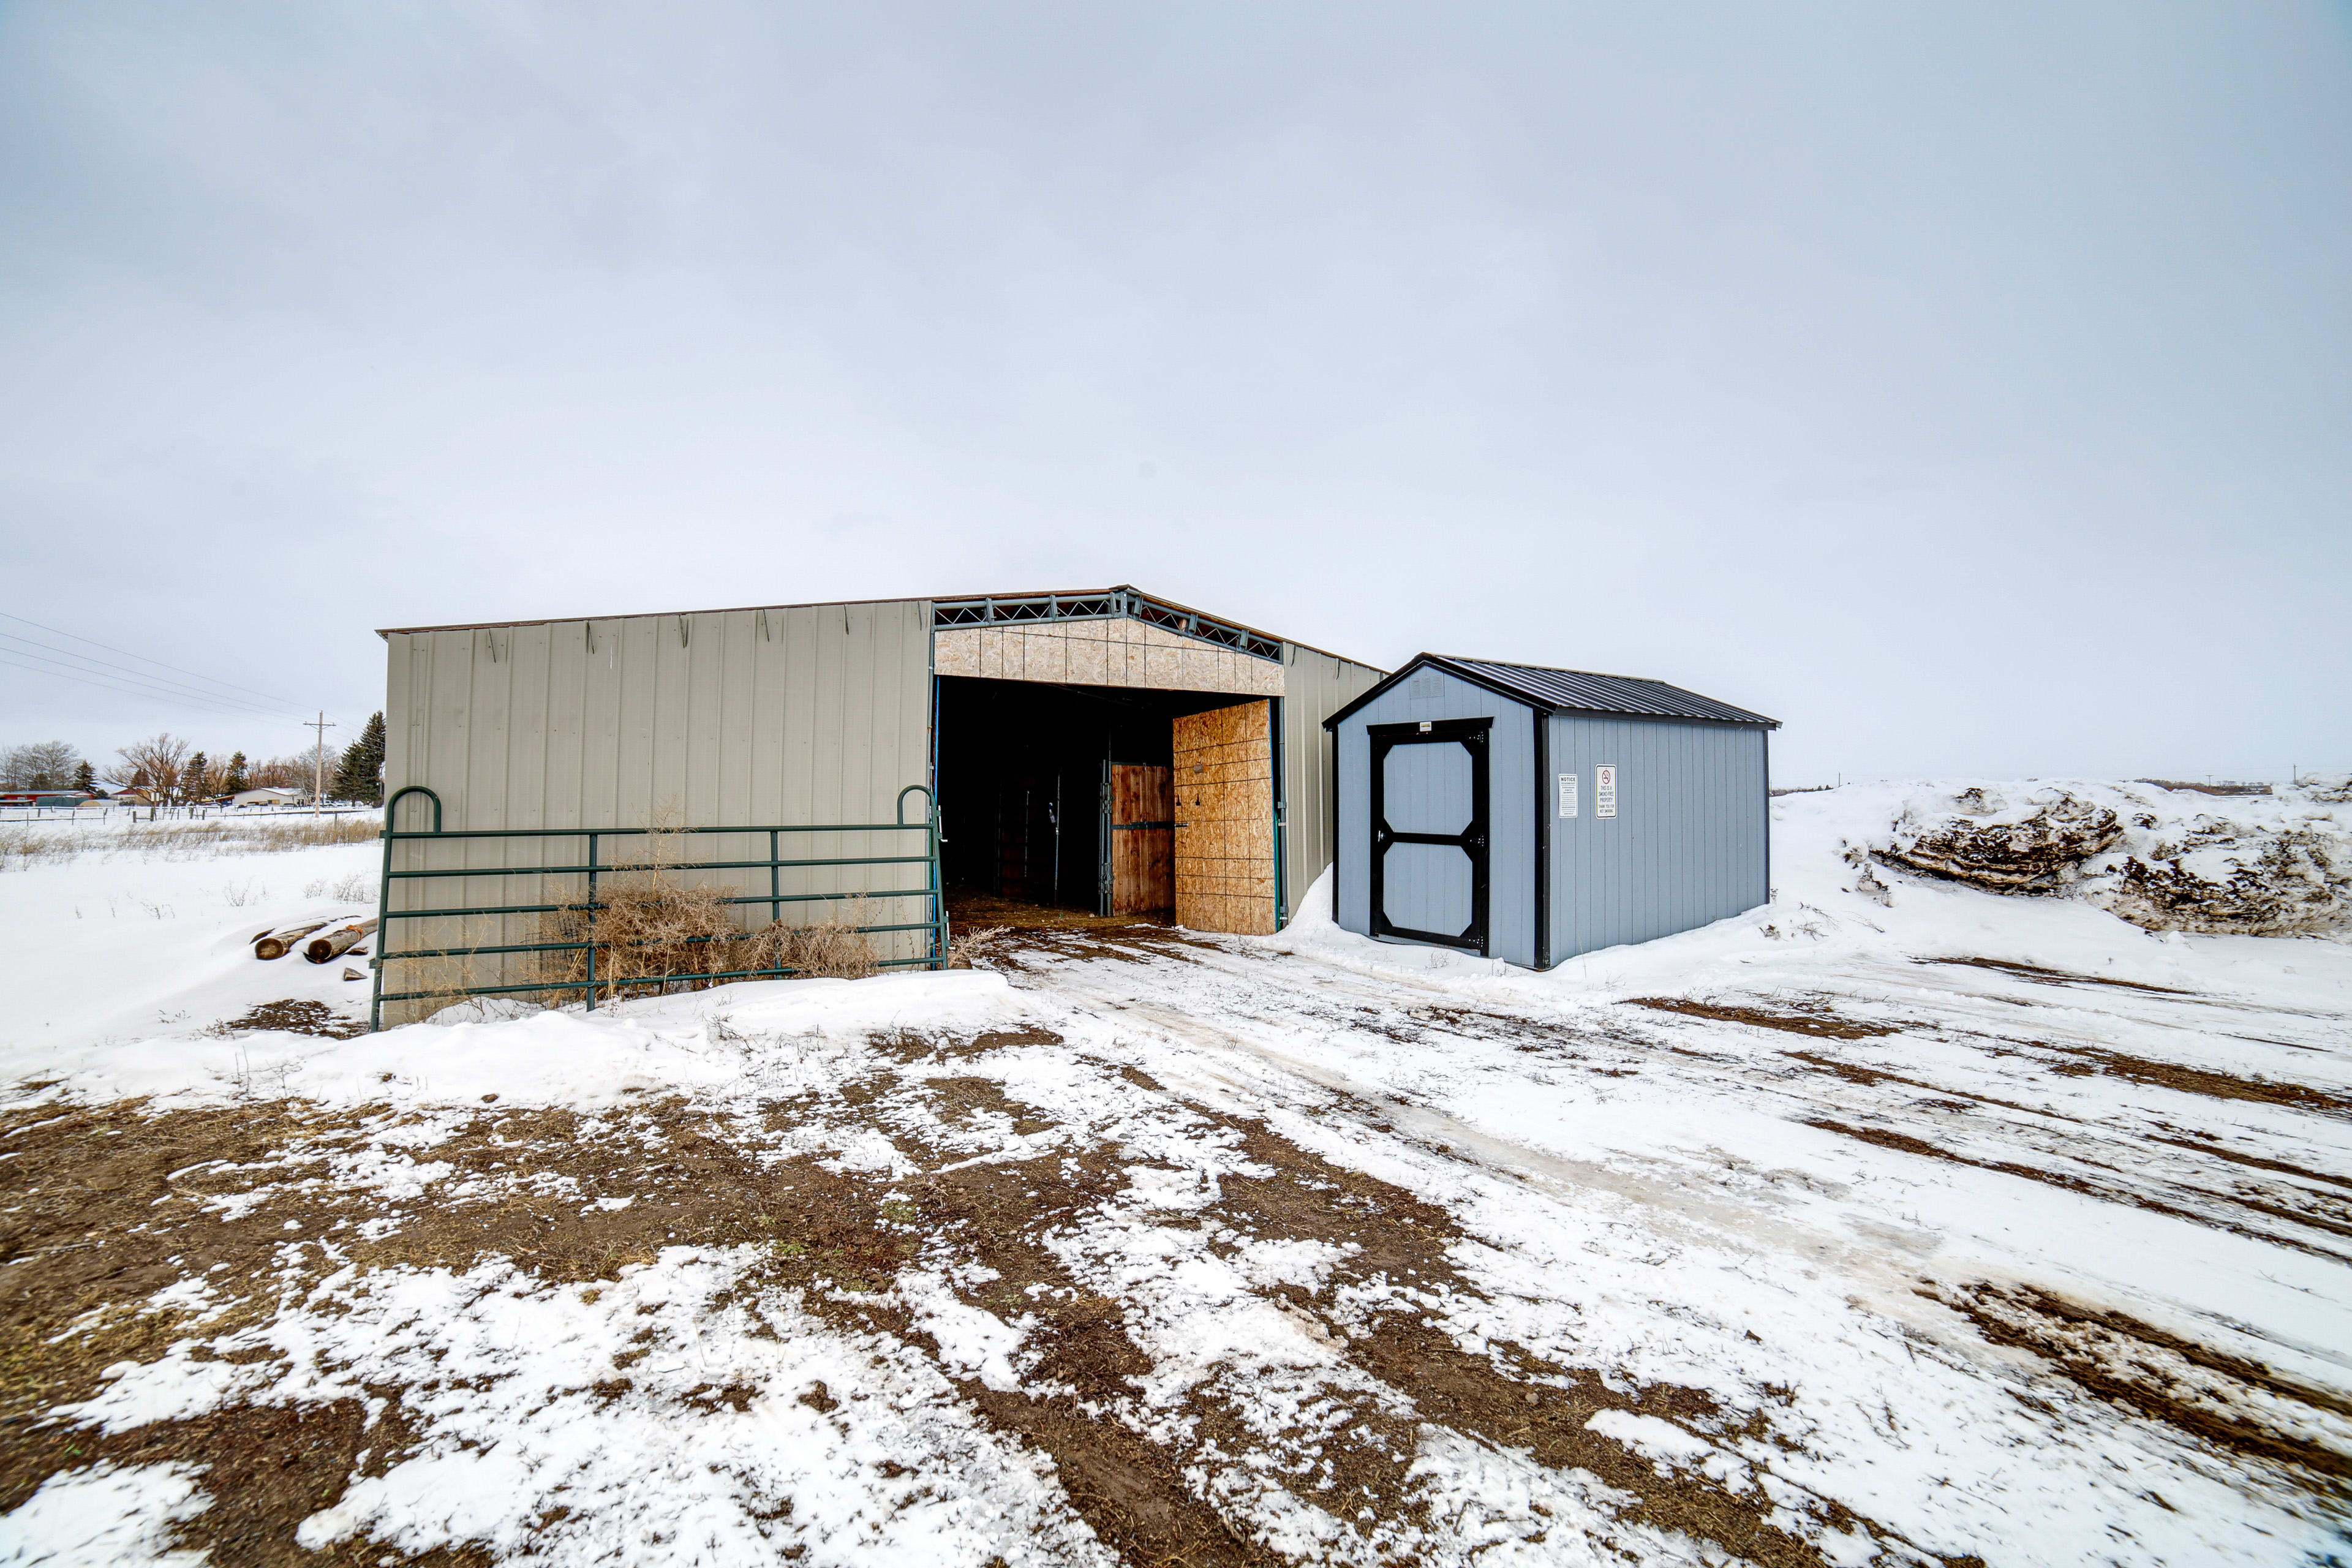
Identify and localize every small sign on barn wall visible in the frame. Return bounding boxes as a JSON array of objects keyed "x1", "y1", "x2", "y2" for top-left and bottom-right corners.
[
  {"x1": 1556, "y1": 772, "x2": 1577, "y2": 818},
  {"x1": 1595, "y1": 764, "x2": 1618, "y2": 818}
]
